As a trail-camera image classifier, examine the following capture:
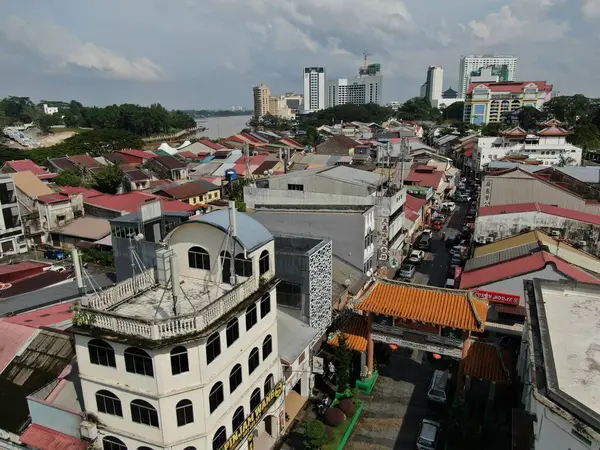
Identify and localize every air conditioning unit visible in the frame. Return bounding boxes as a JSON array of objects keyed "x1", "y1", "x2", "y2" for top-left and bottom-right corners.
[{"x1": 80, "y1": 420, "x2": 98, "y2": 441}]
